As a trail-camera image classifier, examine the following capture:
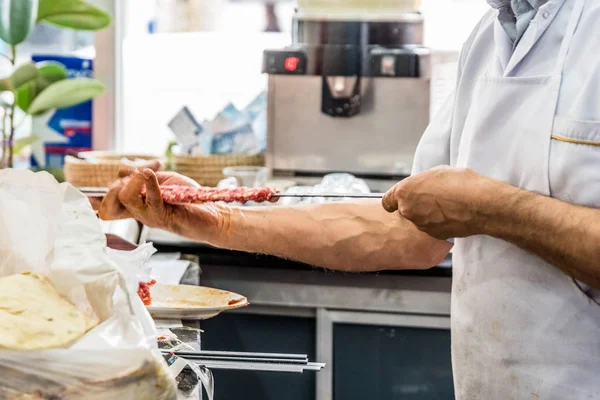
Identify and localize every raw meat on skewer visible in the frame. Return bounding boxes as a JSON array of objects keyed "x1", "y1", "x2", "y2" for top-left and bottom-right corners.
[{"x1": 142, "y1": 186, "x2": 279, "y2": 204}]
